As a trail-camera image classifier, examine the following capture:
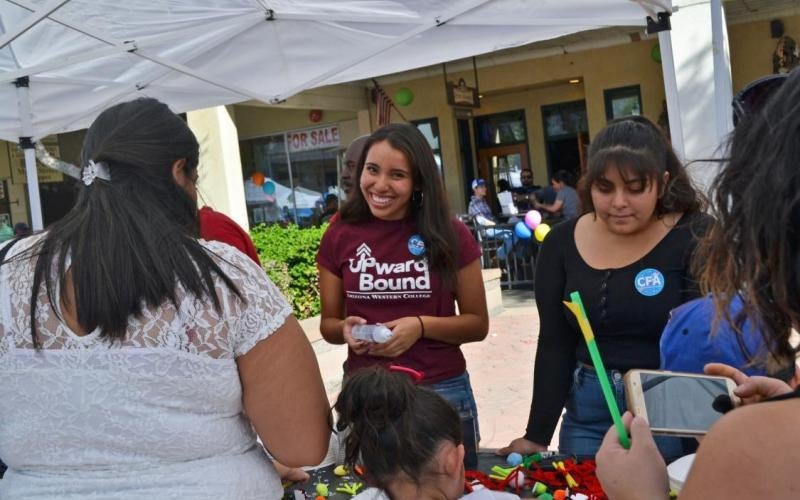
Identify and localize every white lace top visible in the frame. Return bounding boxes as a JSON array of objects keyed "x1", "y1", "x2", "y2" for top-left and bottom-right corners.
[{"x1": 0, "y1": 235, "x2": 293, "y2": 499}]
